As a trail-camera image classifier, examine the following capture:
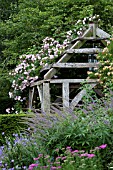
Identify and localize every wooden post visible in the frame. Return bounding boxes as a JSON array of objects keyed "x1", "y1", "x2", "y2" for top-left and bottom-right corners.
[
  {"x1": 89, "y1": 23, "x2": 97, "y2": 38},
  {"x1": 37, "y1": 85, "x2": 43, "y2": 110},
  {"x1": 42, "y1": 83, "x2": 50, "y2": 113},
  {"x1": 62, "y1": 82, "x2": 69, "y2": 109},
  {"x1": 28, "y1": 87, "x2": 34, "y2": 109}
]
